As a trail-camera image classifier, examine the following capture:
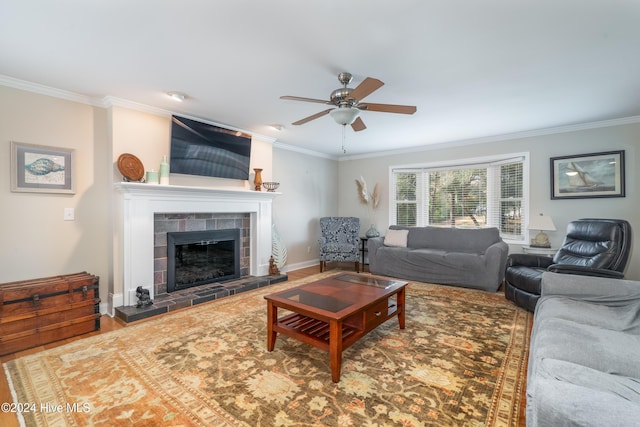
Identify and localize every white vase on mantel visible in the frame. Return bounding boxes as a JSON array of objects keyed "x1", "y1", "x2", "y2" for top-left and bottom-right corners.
[{"x1": 159, "y1": 155, "x2": 170, "y2": 185}]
